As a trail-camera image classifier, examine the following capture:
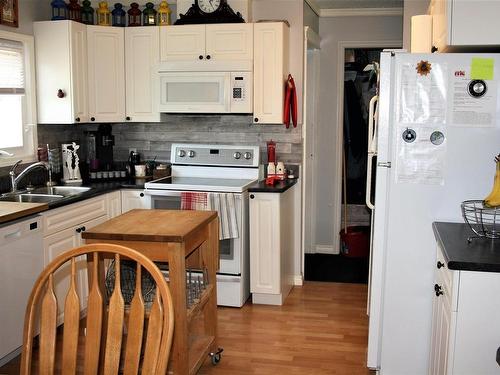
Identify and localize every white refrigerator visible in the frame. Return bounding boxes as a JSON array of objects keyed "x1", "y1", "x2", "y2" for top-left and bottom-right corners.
[{"x1": 367, "y1": 52, "x2": 500, "y2": 374}]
